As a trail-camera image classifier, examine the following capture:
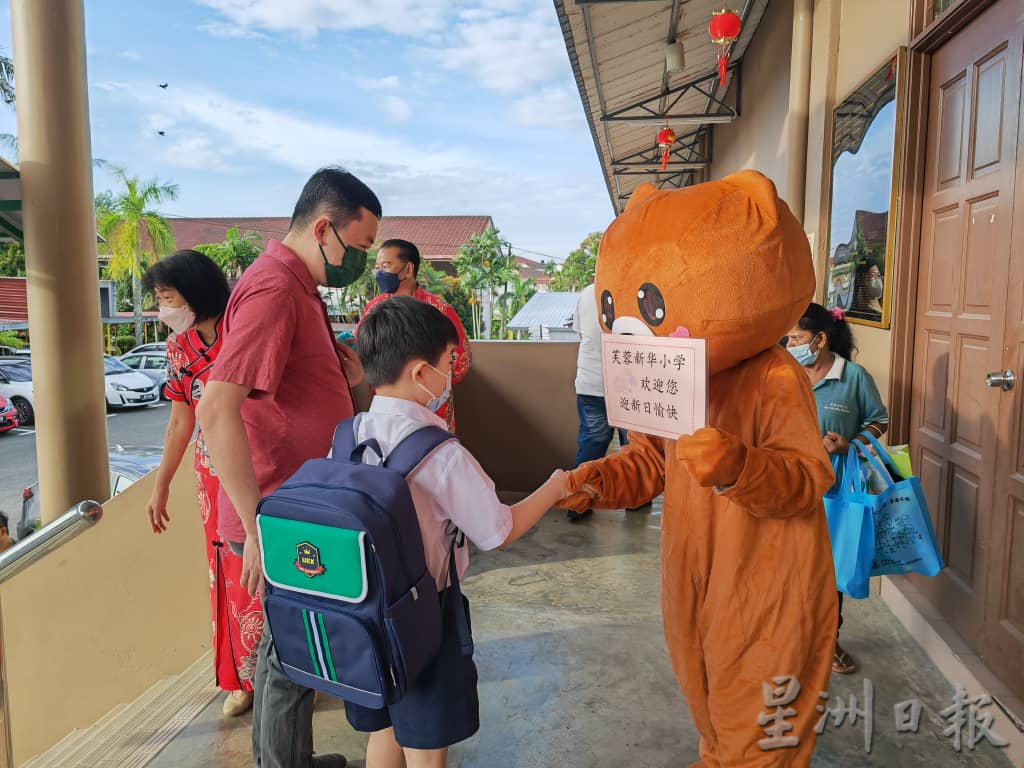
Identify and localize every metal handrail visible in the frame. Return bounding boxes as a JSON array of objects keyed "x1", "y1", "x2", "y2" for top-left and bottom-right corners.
[{"x1": 0, "y1": 500, "x2": 103, "y2": 584}]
